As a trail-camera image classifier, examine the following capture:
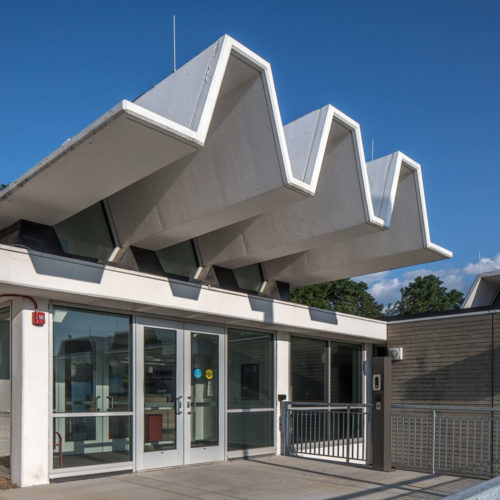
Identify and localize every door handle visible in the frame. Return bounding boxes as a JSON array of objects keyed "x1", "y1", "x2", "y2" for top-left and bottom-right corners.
[
  {"x1": 187, "y1": 396, "x2": 196, "y2": 415},
  {"x1": 106, "y1": 395, "x2": 114, "y2": 410},
  {"x1": 176, "y1": 396, "x2": 183, "y2": 415},
  {"x1": 94, "y1": 395, "x2": 101, "y2": 411}
]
